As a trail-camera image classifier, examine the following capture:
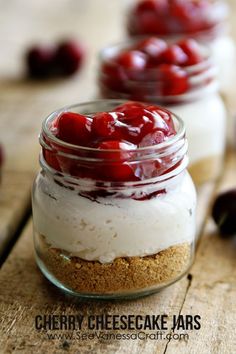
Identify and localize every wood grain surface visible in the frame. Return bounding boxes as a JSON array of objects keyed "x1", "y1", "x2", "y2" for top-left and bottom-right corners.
[{"x1": 0, "y1": 1, "x2": 236, "y2": 353}]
